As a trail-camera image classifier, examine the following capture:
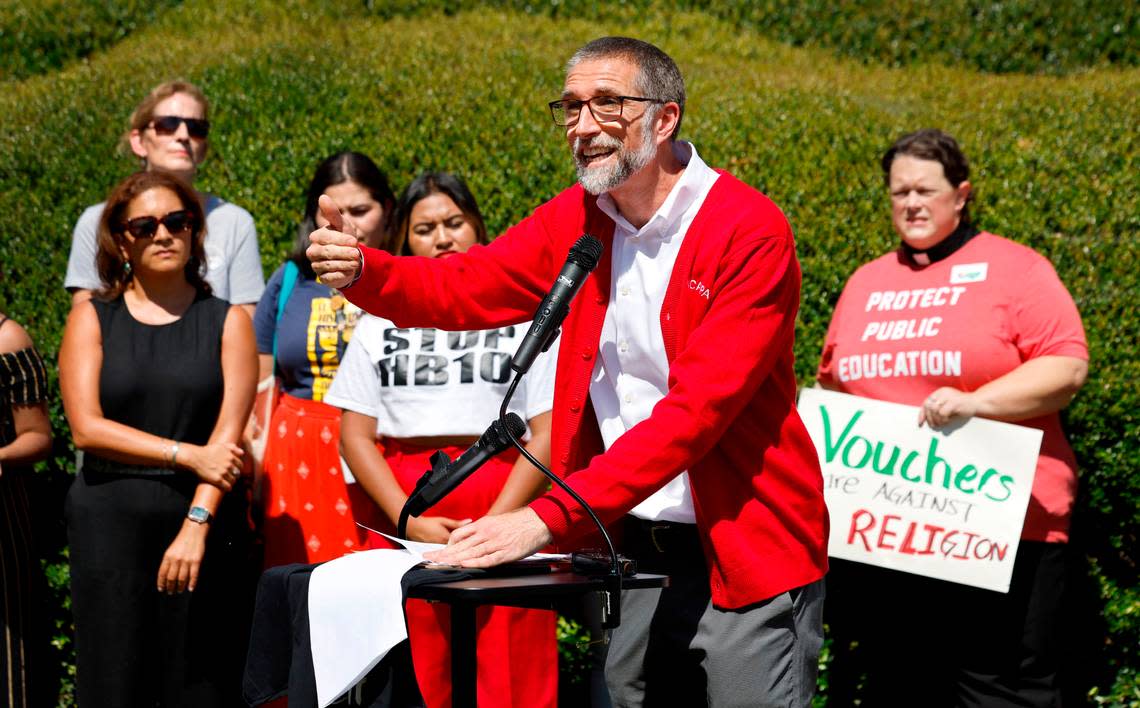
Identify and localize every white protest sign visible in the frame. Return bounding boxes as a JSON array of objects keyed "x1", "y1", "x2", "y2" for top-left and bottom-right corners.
[{"x1": 797, "y1": 388, "x2": 1041, "y2": 592}]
